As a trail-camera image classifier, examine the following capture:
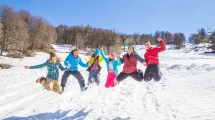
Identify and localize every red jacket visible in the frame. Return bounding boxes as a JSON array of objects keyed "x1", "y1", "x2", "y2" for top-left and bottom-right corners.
[
  {"x1": 122, "y1": 53, "x2": 137, "y2": 73},
  {"x1": 144, "y1": 40, "x2": 166, "y2": 65}
]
